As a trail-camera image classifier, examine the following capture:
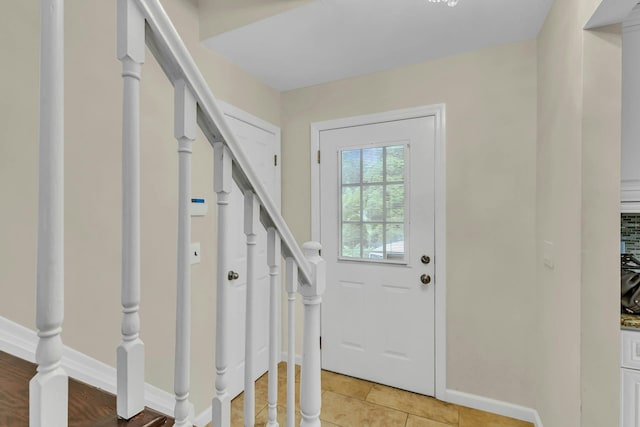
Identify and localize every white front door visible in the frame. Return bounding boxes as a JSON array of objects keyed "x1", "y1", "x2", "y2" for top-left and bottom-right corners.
[
  {"x1": 320, "y1": 116, "x2": 436, "y2": 395},
  {"x1": 220, "y1": 103, "x2": 281, "y2": 399}
]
